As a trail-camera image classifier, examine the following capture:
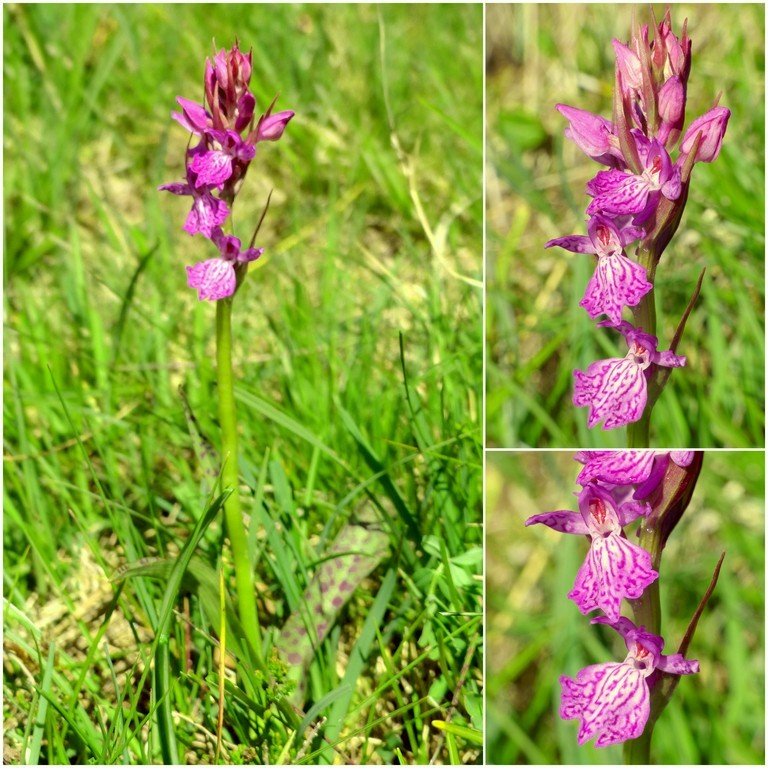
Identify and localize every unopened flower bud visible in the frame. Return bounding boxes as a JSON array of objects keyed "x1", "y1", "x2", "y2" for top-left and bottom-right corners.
[
  {"x1": 656, "y1": 75, "x2": 686, "y2": 148},
  {"x1": 643, "y1": 451, "x2": 704, "y2": 549},
  {"x1": 658, "y1": 12, "x2": 691, "y2": 84},
  {"x1": 555, "y1": 104, "x2": 622, "y2": 165},
  {"x1": 172, "y1": 96, "x2": 211, "y2": 136},
  {"x1": 679, "y1": 107, "x2": 730, "y2": 163},
  {"x1": 658, "y1": 76, "x2": 685, "y2": 125},
  {"x1": 256, "y1": 109, "x2": 295, "y2": 143},
  {"x1": 613, "y1": 39, "x2": 643, "y2": 93}
]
